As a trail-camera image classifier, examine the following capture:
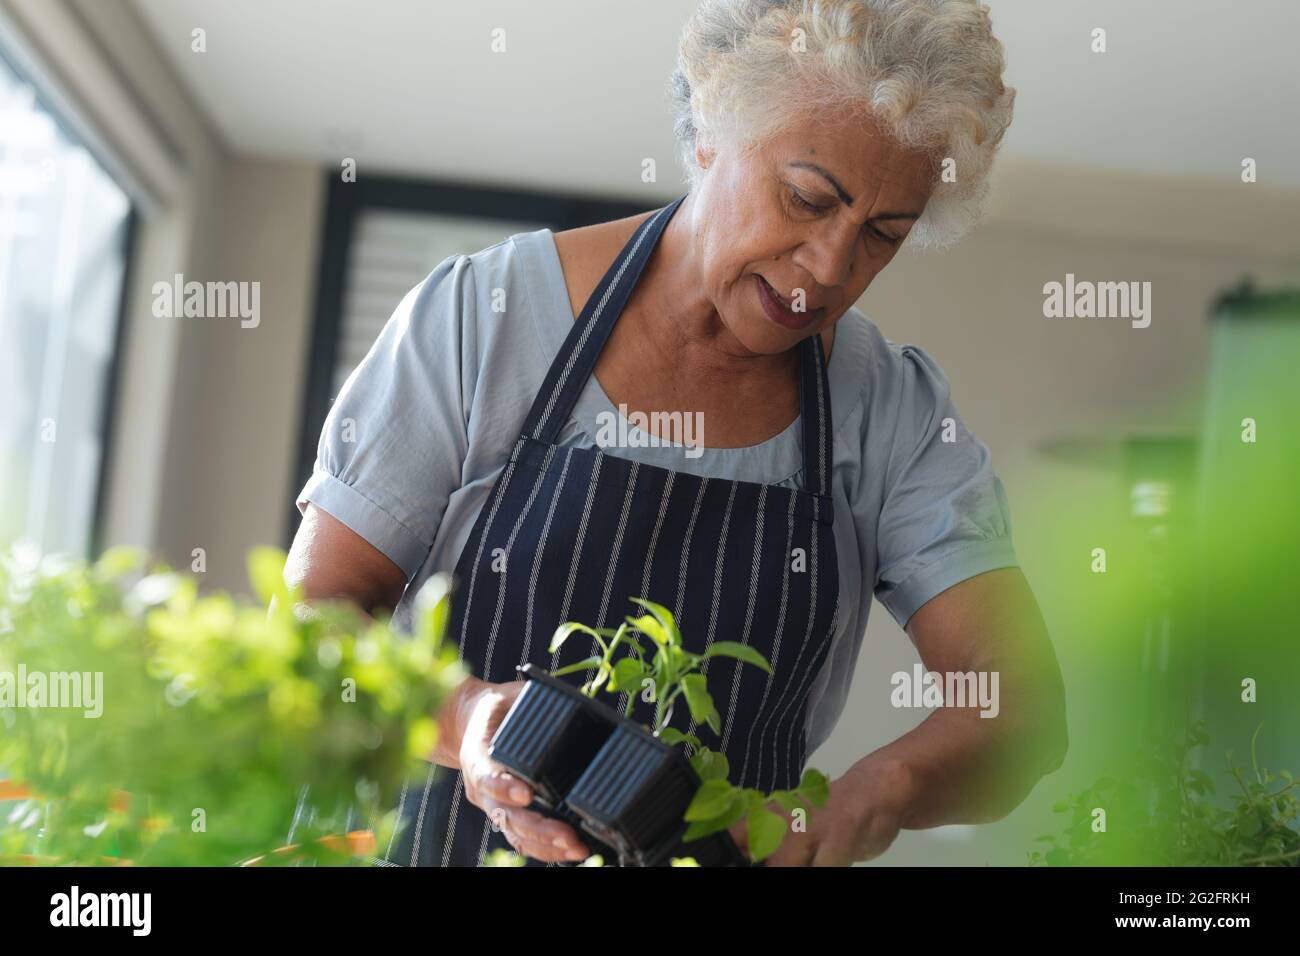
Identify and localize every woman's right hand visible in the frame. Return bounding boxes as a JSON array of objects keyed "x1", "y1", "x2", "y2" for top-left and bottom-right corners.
[{"x1": 455, "y1": 679, "x2": 593, "y2": 864}]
